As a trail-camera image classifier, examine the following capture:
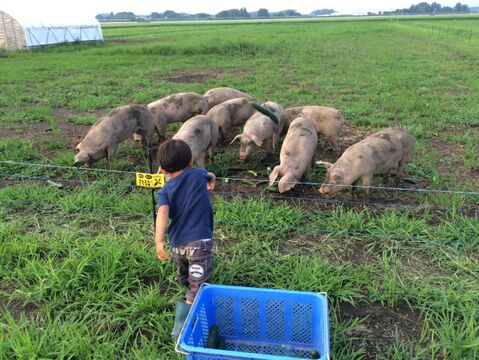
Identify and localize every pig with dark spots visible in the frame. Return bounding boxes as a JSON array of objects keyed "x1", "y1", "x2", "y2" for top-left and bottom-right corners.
[
  {"x1": 74, "y1": 104, "x2": 155, "y2": 168},
  {"x1": 269, "y1": 116, "x2": 318, "y2": 193},
  {"x1": 281, "y1": 106, "x2": 346, "y2": 152},
  {"x1": 370, "y1": 127, "x2": 415, "y2": 181},
  {"x1": 206, "y1": 98, "x2": 255, "y2": 142},
  {"x1": 230, "y1": 101, "x2": 284, "y2": 161},
  {"x1": 148, "y1": 92, "x2": 208, "y2": 140},
  {"x1": 171, "y1": 115, "x2": 219, "y2": 168},
  {"x1": 316, "y1": 127, "x2": 415, "y2": 198},
  {"x1": 203, "y1": 87, "x2": 253, "y2": 110}
]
